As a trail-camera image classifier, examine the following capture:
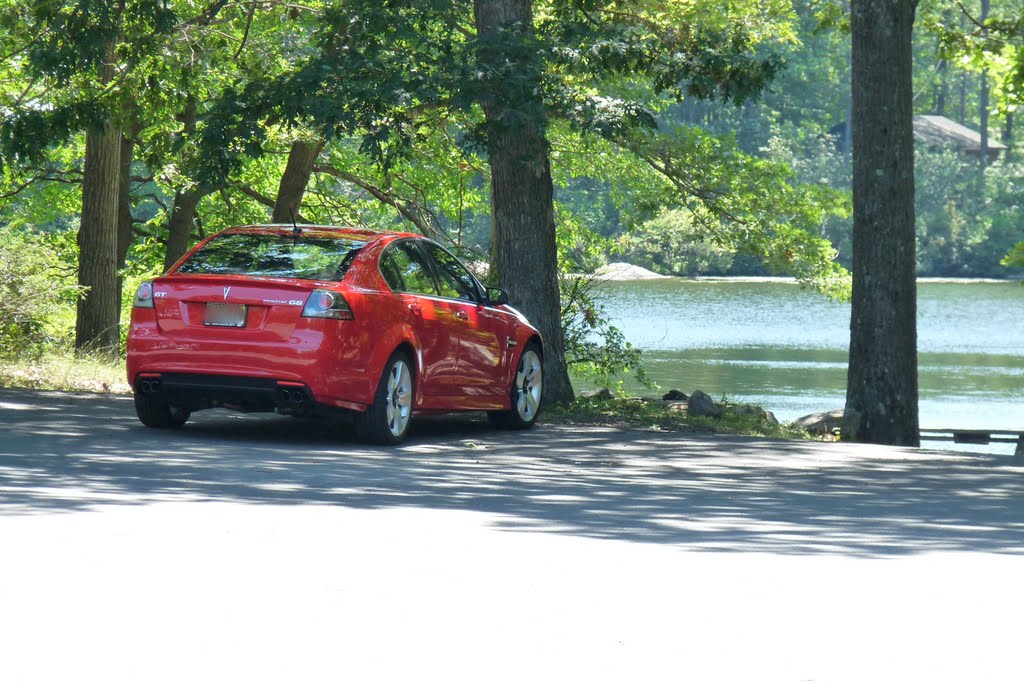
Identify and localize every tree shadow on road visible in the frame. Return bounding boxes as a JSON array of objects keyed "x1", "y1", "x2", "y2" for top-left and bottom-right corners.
[{"x1": 2, "y1": 389, "x2": 1022, "y2": 557}]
